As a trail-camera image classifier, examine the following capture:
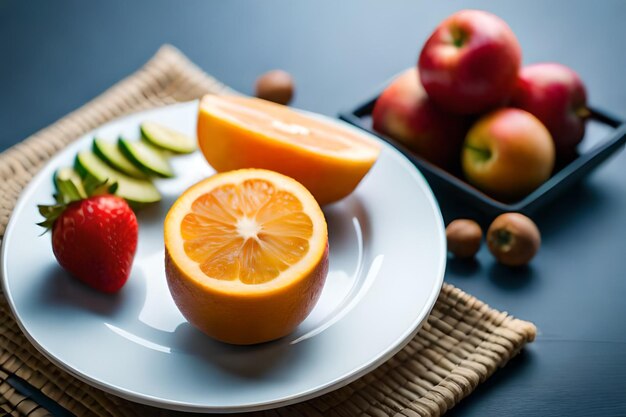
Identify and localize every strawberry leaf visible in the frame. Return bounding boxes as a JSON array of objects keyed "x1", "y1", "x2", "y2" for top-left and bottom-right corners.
[
  {"x1": 83, "y1": 175, "x2": 118, "y2": 197},
  {"x1": 108, "y1": 181, "x2": 119, "y2": 195},
  {"x1": 37, "y1": 203, "x2": 67, "y2": 232},
  {"x1": 55, "y1": 178, "x2": 85, "y2": 204},
  {"x1": 38, "y1": 169, "x2": 119, "y2": 233}
]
